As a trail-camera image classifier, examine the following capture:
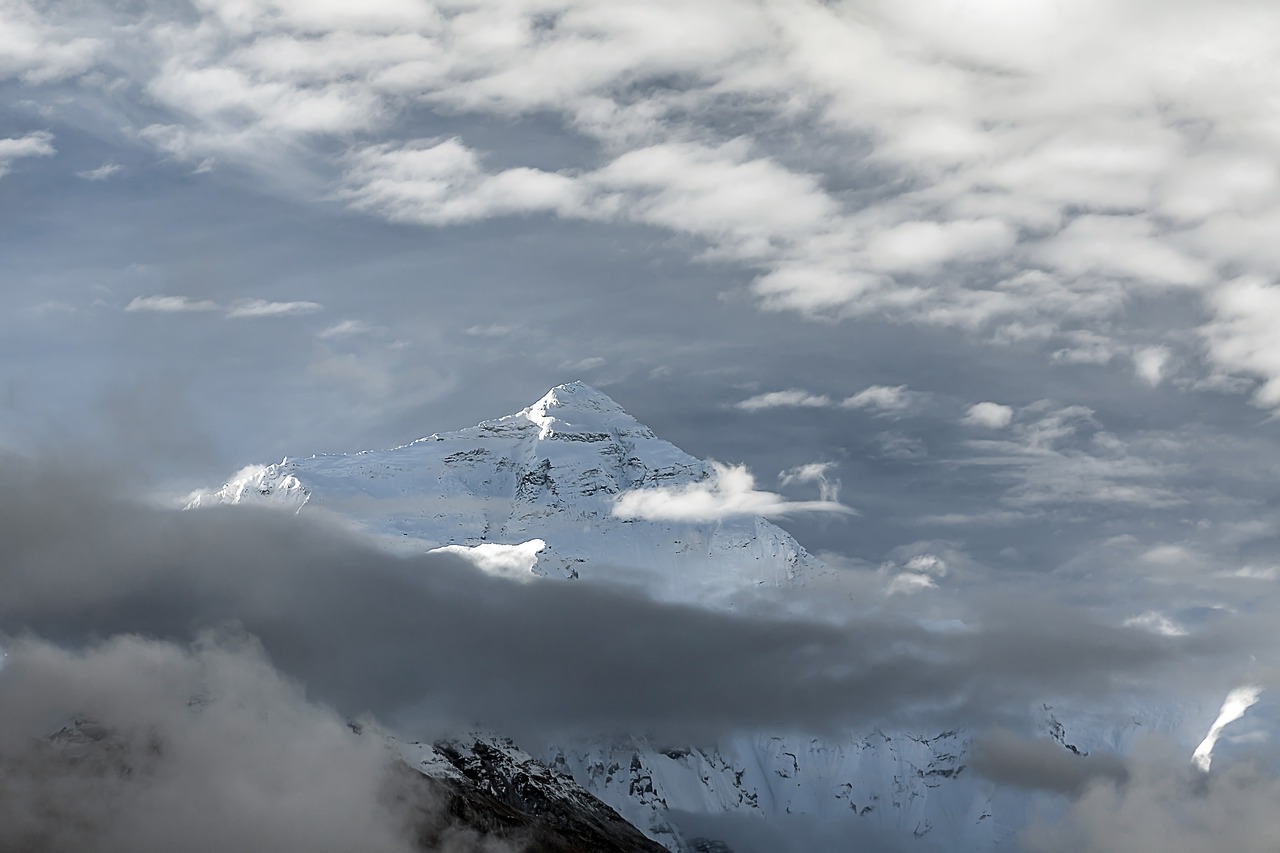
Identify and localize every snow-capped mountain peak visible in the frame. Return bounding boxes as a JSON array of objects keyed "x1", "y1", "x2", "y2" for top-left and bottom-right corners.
[
  {"x1": 187, "y1": 383, "x2": 824, "y2": 603},
  {"x1": 187, "y1": 384, "x2": 1207, "y2": 853},
  {"x1": 516, "y1": 381, "x2": 644, "y2": 439}
]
